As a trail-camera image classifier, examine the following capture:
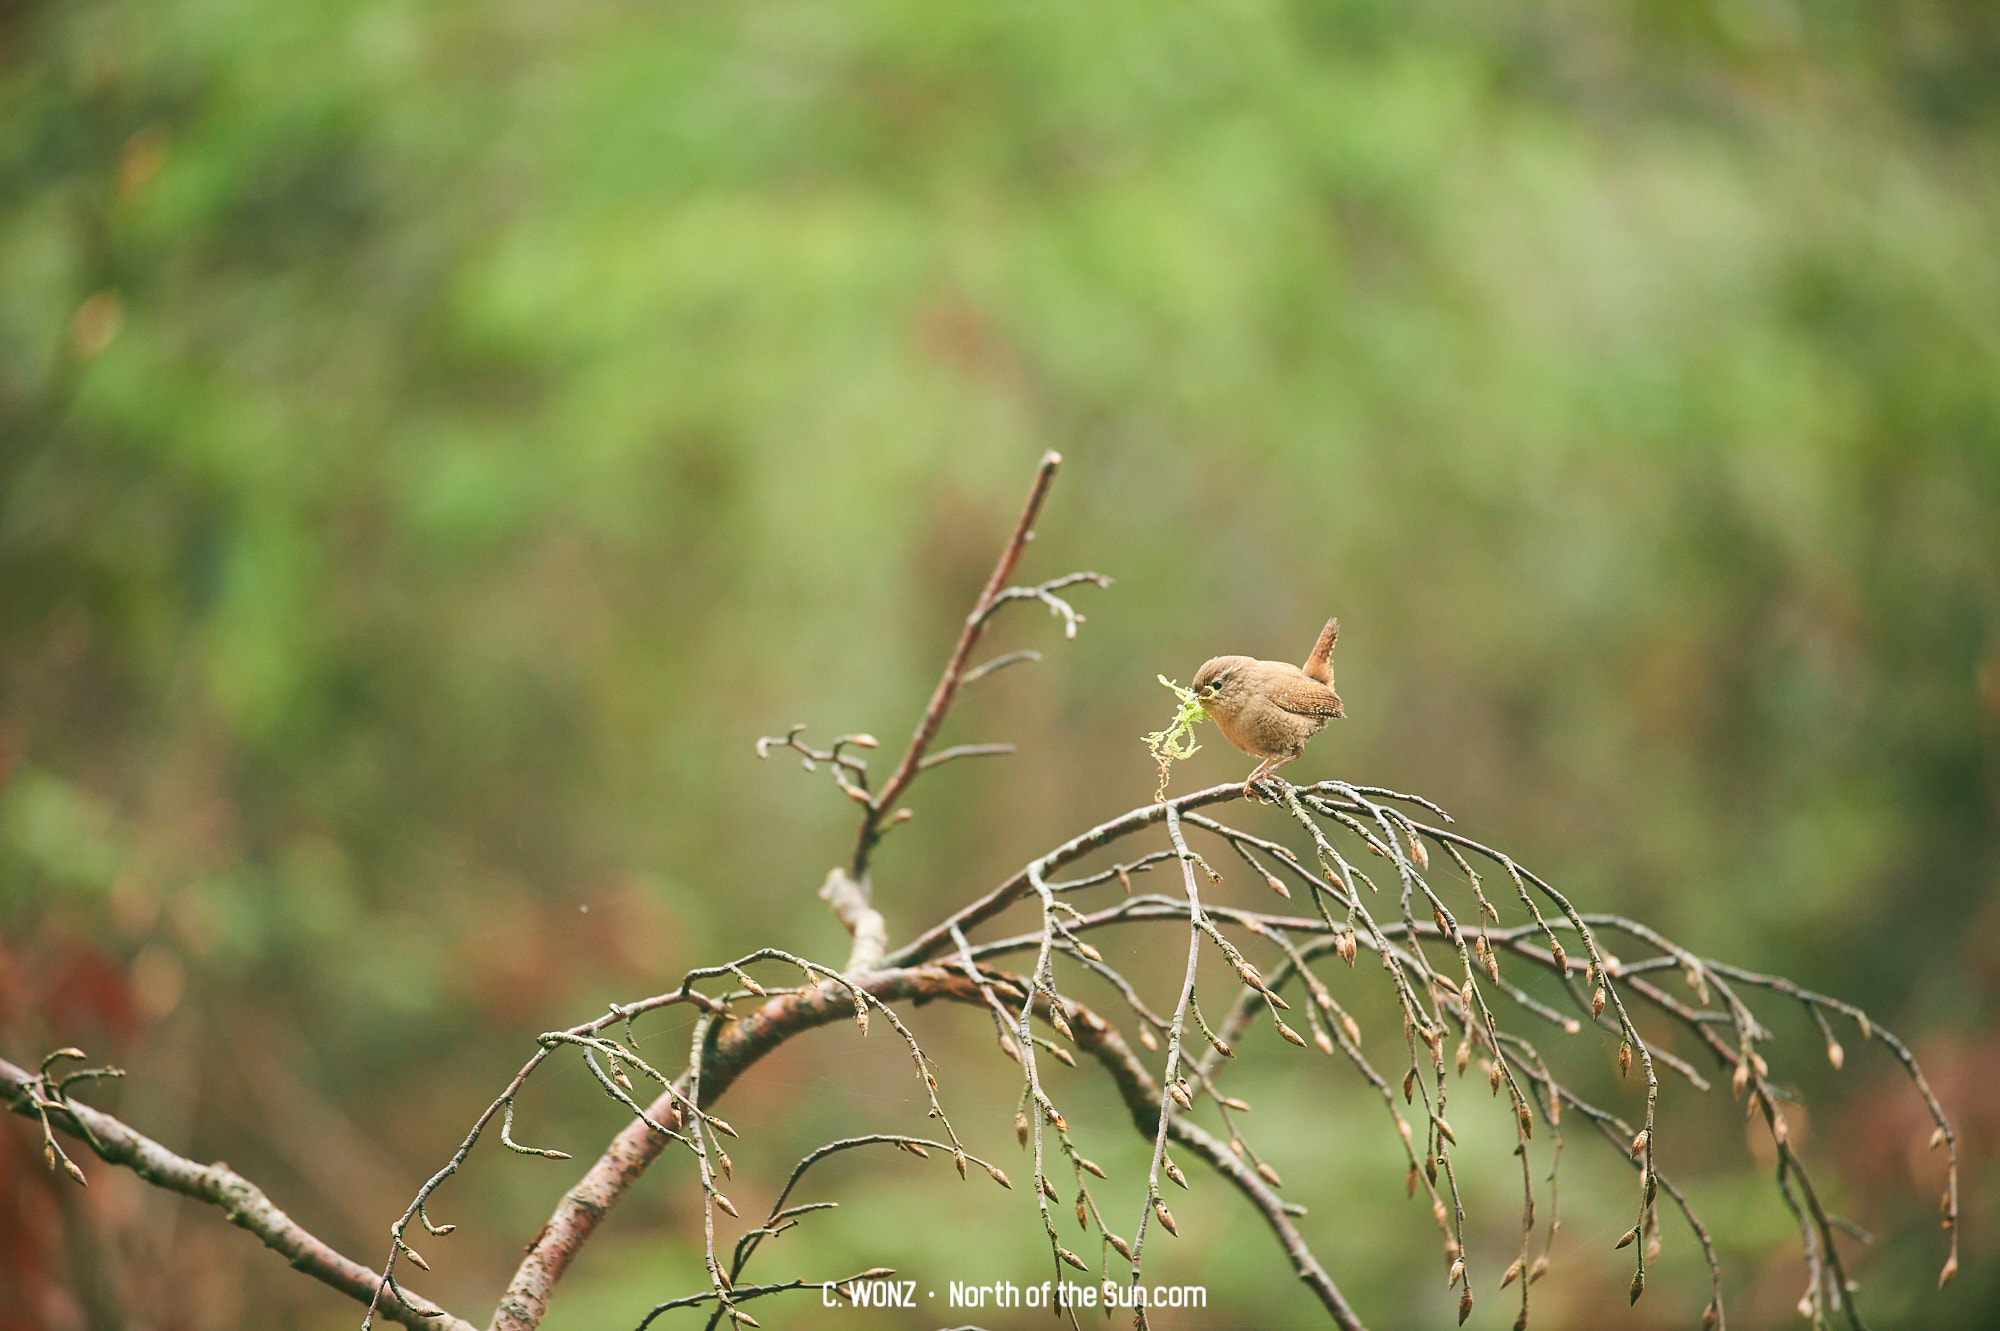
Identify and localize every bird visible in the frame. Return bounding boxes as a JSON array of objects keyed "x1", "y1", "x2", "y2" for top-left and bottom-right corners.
[{"x1": 1192, "y1": 618, "x2": 1344, "y2": 799}]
